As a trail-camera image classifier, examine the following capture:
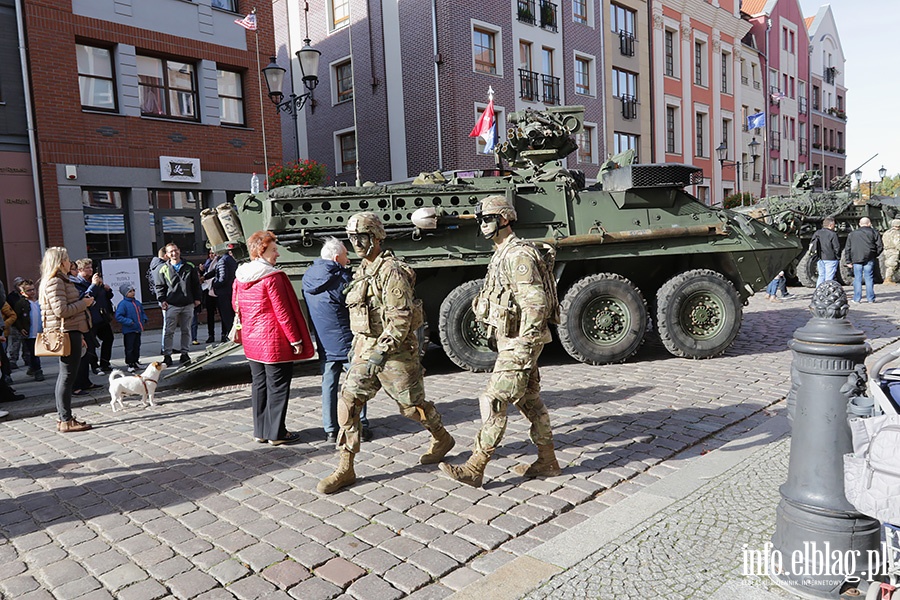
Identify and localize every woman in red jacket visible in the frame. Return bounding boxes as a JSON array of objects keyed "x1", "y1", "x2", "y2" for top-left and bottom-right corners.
[{"x1": 233, "y1": 231, "x2": 314, "y2": 445}]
